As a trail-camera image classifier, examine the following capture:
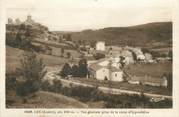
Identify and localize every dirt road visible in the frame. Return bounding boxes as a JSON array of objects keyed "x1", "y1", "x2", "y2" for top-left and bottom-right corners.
[{"x1": 44, "y1": 70, "x2": 172, "y2": 100}]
